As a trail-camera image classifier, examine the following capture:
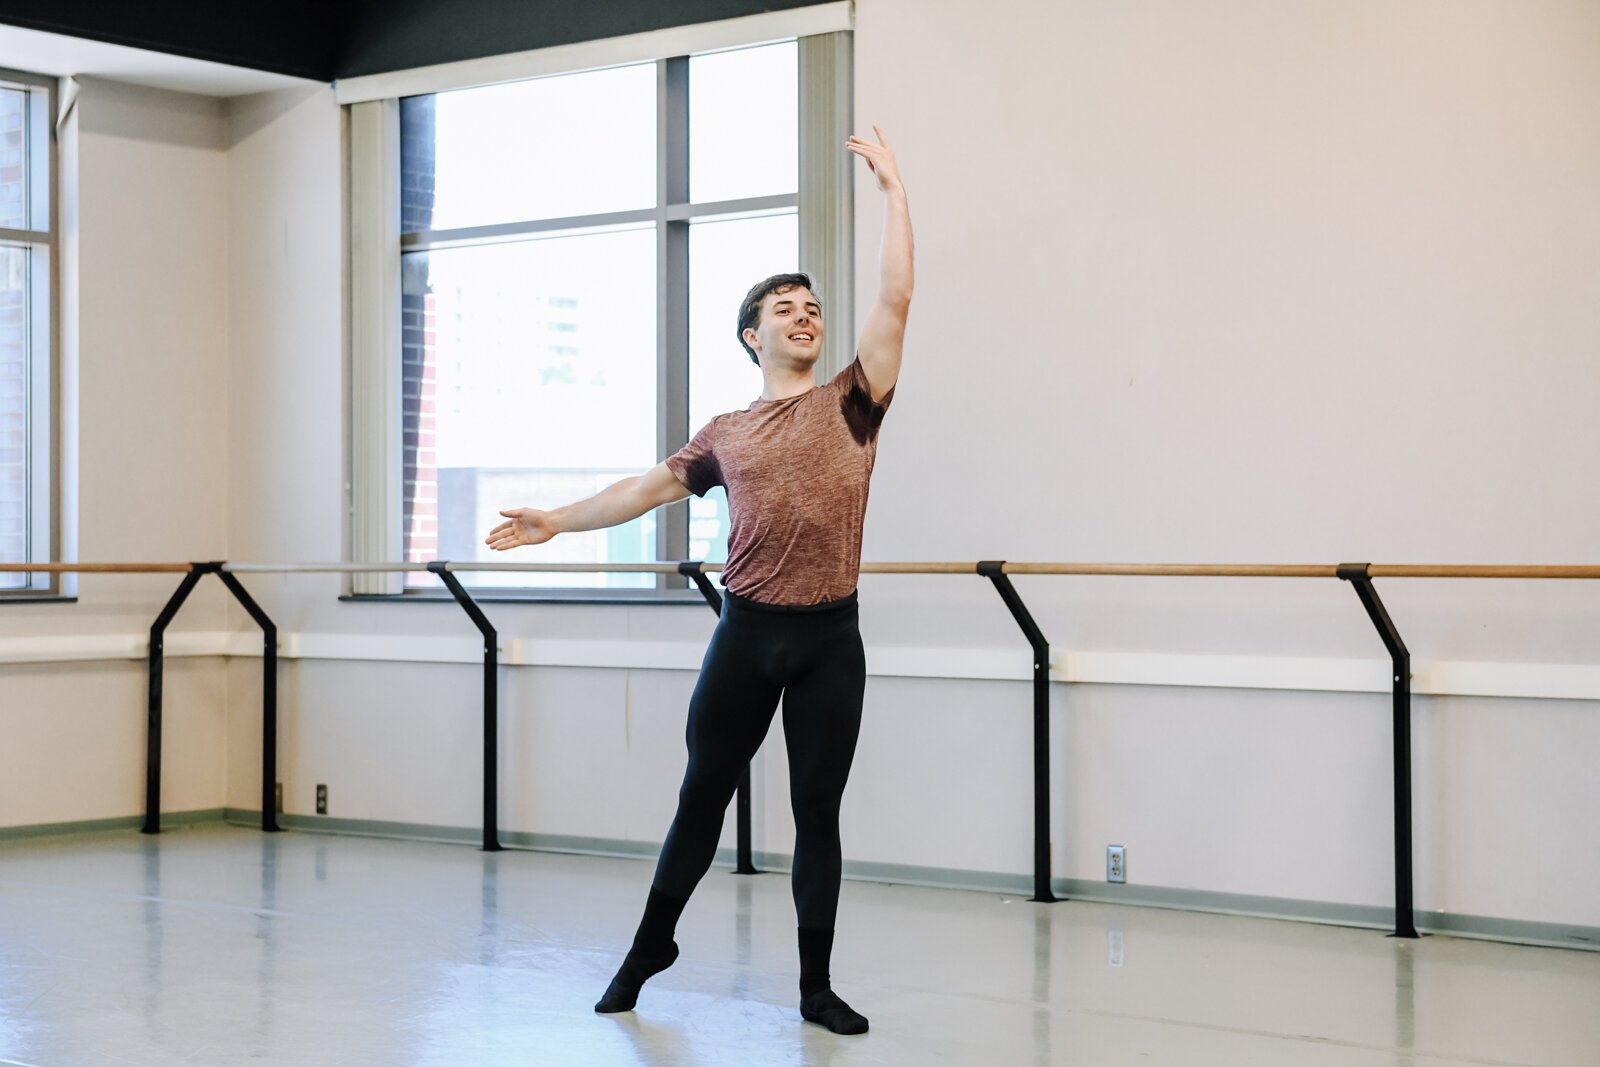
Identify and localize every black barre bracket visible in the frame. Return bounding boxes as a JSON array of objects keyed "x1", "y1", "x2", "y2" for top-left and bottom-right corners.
[
  {"x1": 977, "y1": 561, "x2": 1059, "y2": 903},
  {"x1": 678, "y1": 559, "x2": 723, "y2": 616},
  {"x1": 144, "y1": 564, "x2": 209, "y2": 834},
  {"x1": 144, "y1": 563, "x2": 285, "y2": 836},
  {"x1": 429, "y1": 562, "x2": 503, "y2": 853},
  {"x1": 680, "y1": 561, "x2": 757, "y2": 875},
  {"x1": 213, "y1": 568, "x2": 282, "y2": 834},
  {"x1": 1337, "y1": 562, "x2": 1418, "y2": 939}
]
